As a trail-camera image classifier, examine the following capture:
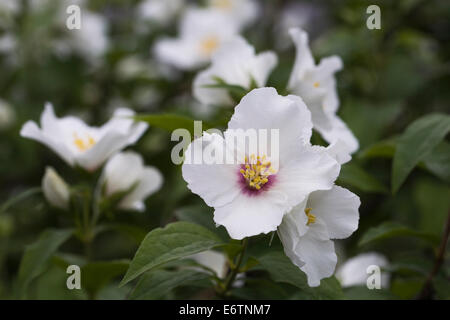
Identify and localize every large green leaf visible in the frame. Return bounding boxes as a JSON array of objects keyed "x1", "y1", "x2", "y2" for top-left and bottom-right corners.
[
  {"x1": 134, "y1": 113, "x2": 212, "y2": 136},
  {"x1": 129, "y1": 269, "x2": 211, "y2": 300},
  {"x1": 358, "y1": 222, "x2": 440, "y2": 247},
  {"x1": 256, "y1": 251, "x2": 344, "y2": 299},
  {"x1": 422, "y1": 142, "x2": 450, "y2": 184},
  {"x1": 338, "y1": 163, "x2": 388, "y2": 194},
  {"x1": 120, "y1": 222, "x2": 225, "y2": 286},
  {"x1": 17, "y1": 229, "x2": 73, "y2": 298},
  {"x1": 392, "y1": 113, "x2": 450, "y2": 193},
  {"x1": 82, "y1": 260, "x2": 130, "y2": 297}
]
